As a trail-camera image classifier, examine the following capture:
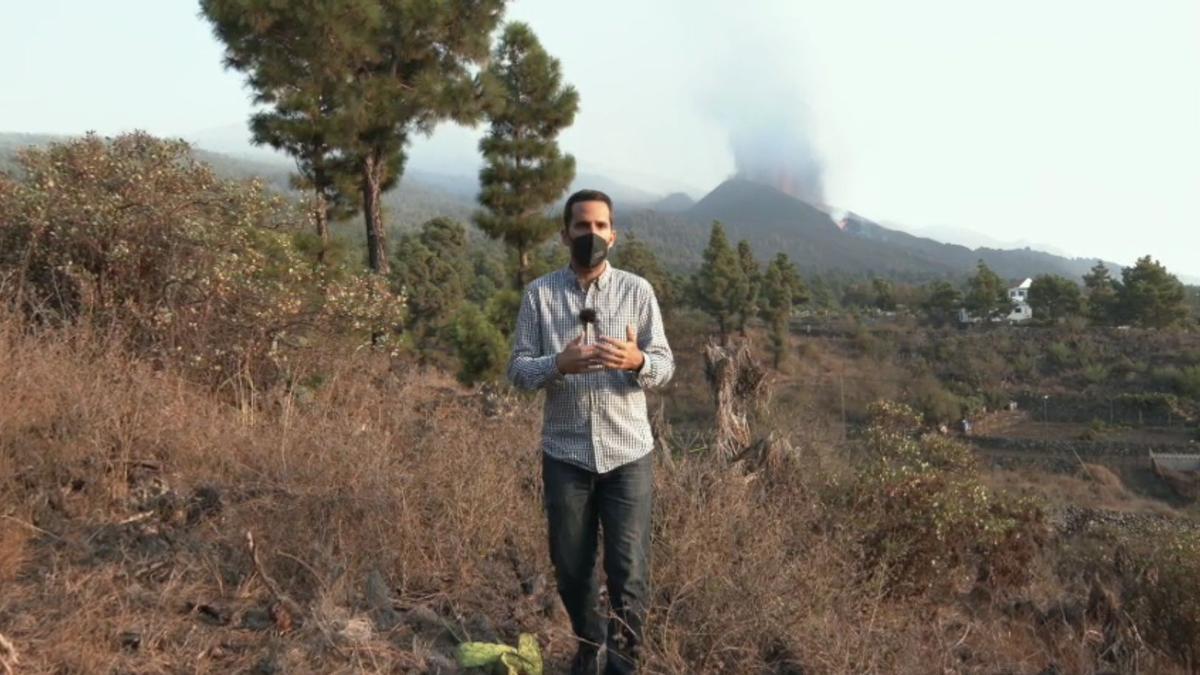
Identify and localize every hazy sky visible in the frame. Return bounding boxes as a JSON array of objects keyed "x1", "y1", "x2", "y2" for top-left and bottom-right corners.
[{"x1": 2, "y1": 1, "x2": 1198, "y2": 276}]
